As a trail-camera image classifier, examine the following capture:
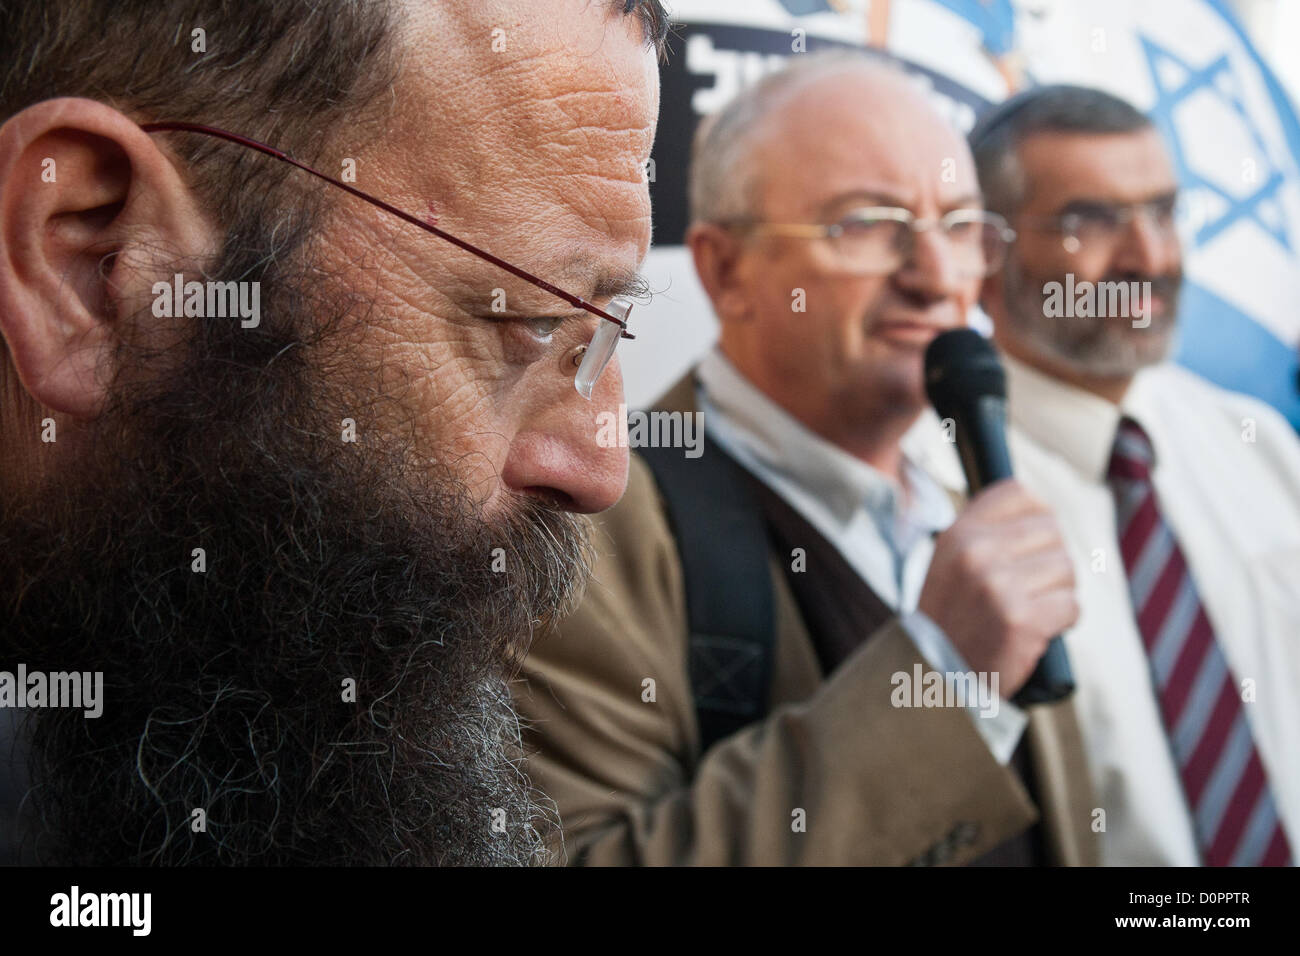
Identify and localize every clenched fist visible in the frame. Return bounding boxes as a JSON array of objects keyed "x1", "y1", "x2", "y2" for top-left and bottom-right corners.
[{"x1": 918, "y1": 479, "x2": 1079, "y2": 696}]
